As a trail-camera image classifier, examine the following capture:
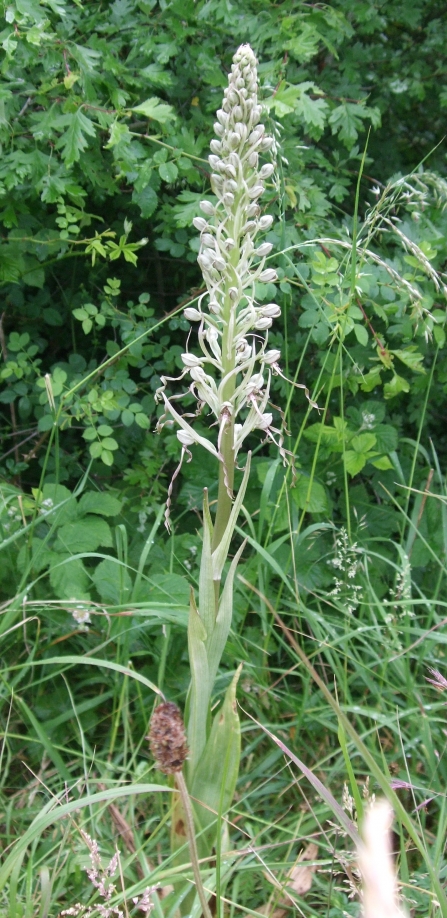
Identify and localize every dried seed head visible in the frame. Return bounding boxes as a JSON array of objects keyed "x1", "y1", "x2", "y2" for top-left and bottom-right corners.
[{"x1": 148, "y1": 702, "x2": 188, "y2": 774}]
